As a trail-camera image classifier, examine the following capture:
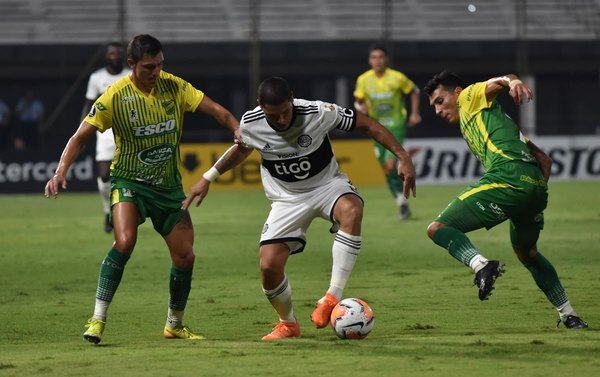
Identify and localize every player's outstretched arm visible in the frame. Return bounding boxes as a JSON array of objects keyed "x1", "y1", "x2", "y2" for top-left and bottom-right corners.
[
  {"x1": 354, "y1": 112, "x2": 416, "y2": 198},
  {"x1": 44, "y1": 122, "x2": 97, "y2": 198},
  {"x1": 182, "y1": 144, "x2": 253, "y2": 210},
  {"x1": 196, "y1": 95, "x2": 241, "y2": 142},
  {"x1": 486, "y1": 74, "x2": 533, "y2": 105}
]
